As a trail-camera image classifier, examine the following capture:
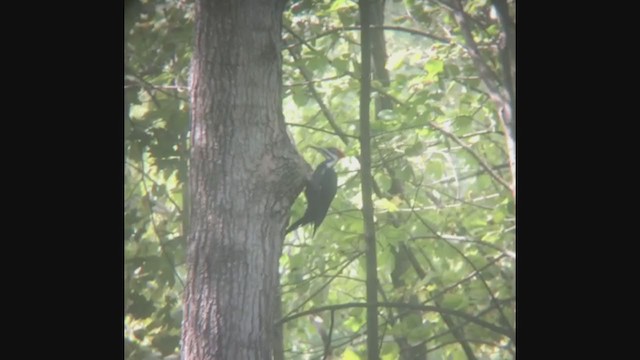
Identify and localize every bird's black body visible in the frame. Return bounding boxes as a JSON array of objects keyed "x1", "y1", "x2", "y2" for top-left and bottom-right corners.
[{"x1": 286, "y1": 147, "x2": 344, "y2": 235}]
